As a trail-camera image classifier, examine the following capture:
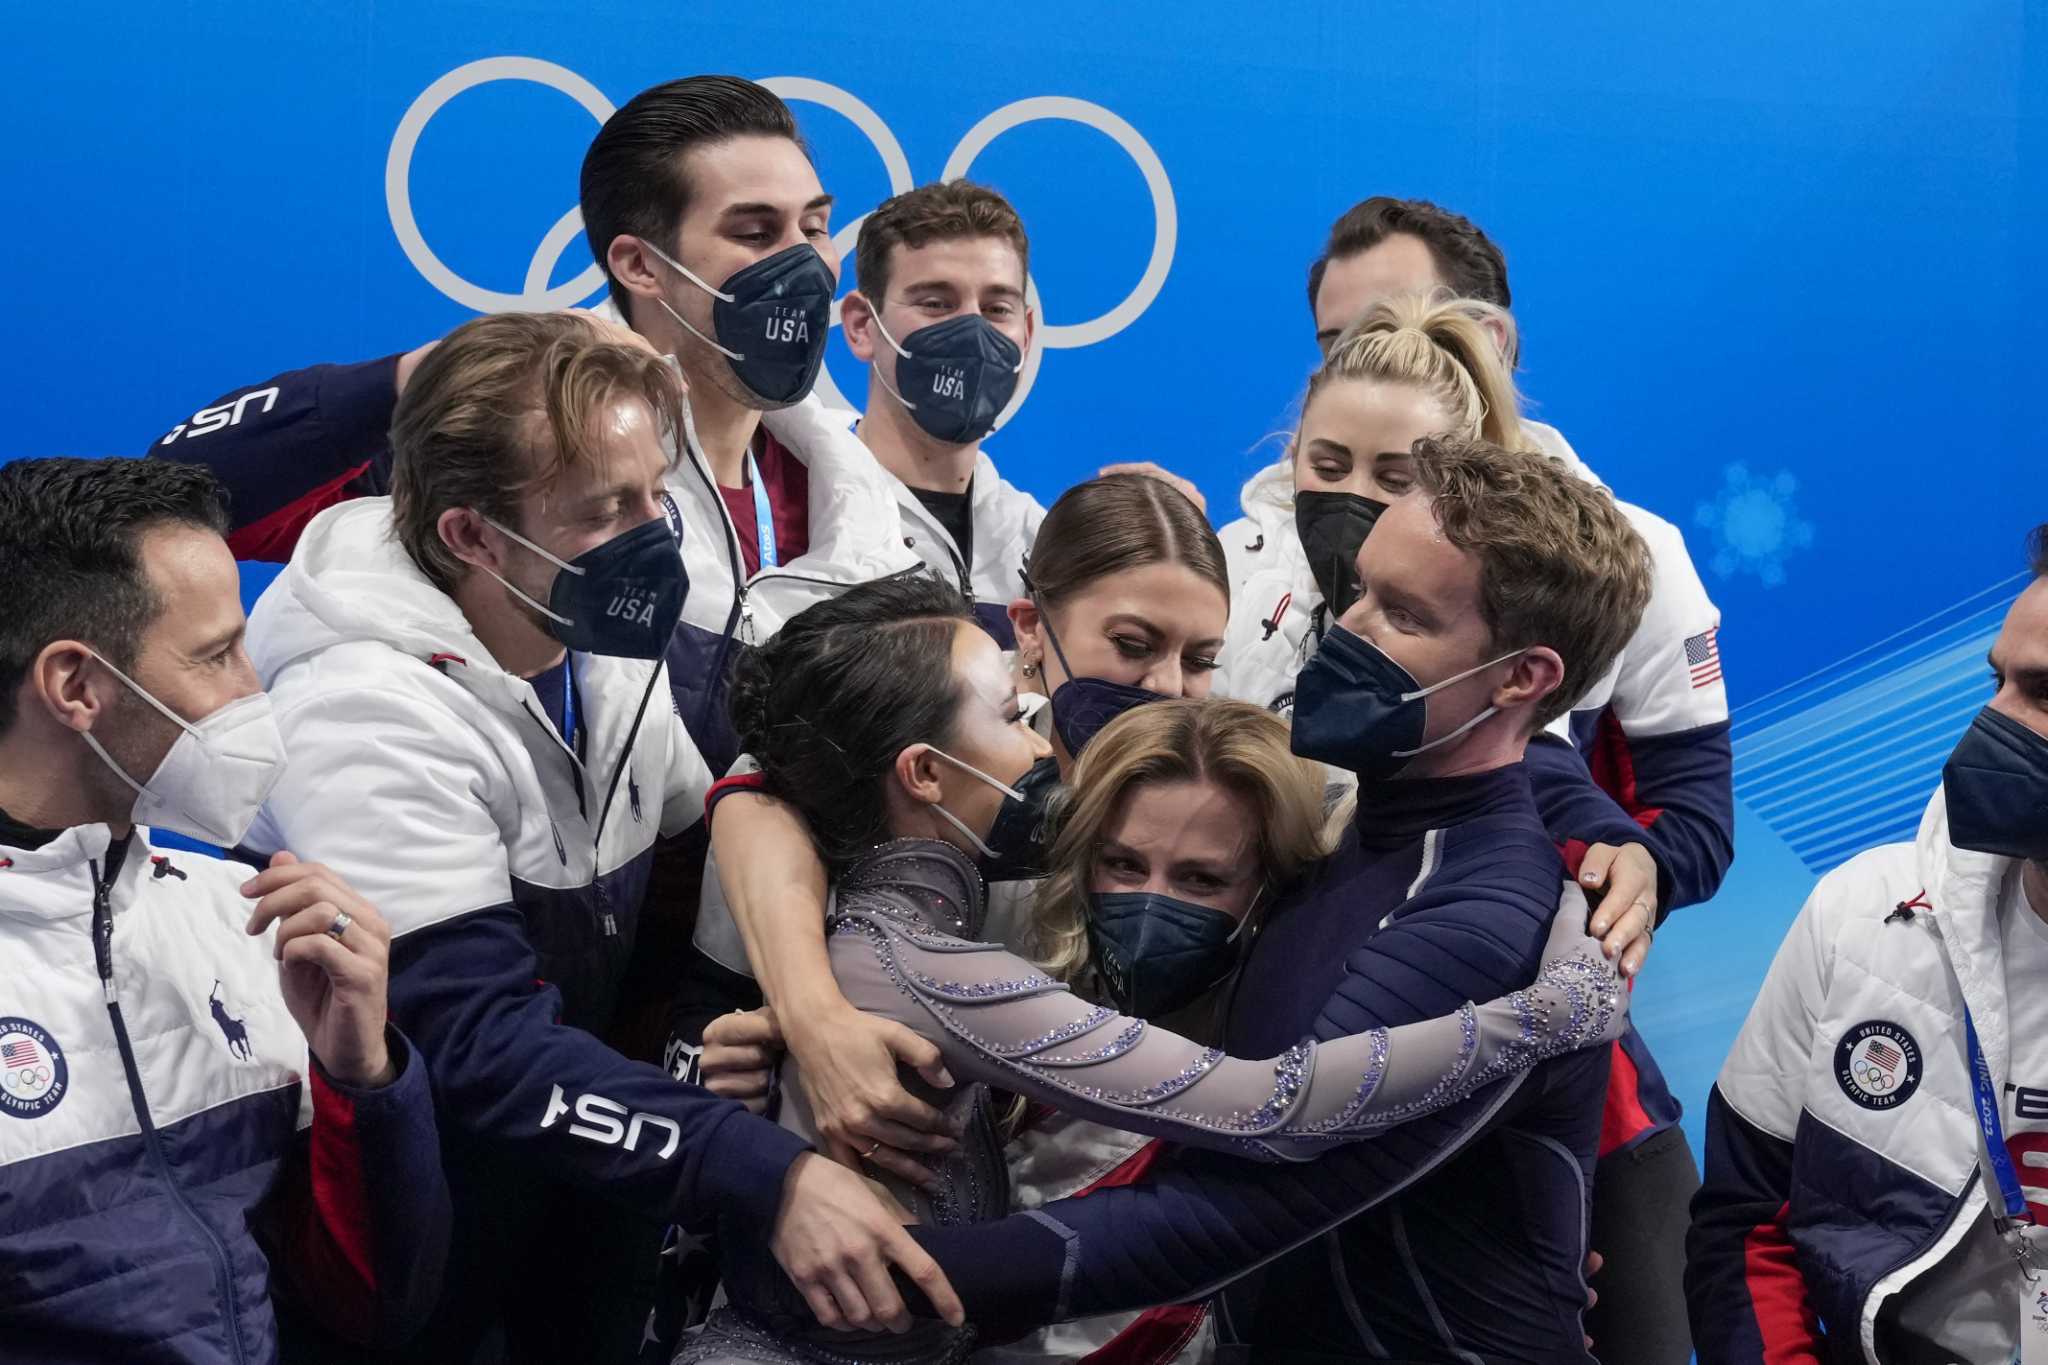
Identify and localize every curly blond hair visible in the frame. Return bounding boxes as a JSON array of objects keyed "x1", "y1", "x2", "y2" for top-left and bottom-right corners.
[{"x1": 1030, "y1": 698, "x2": 1330, "y2": 984}]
